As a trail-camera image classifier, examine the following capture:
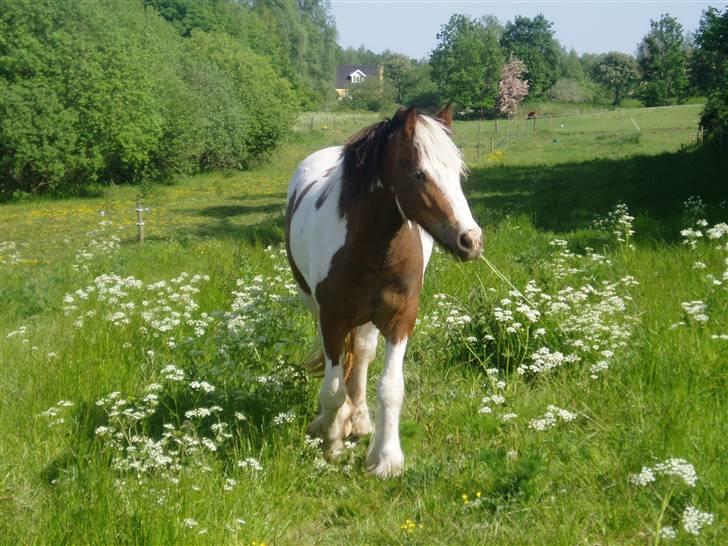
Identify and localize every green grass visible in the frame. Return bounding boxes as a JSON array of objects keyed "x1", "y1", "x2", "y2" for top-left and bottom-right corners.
[{"x1": 1, "y1": 104, "x2": 726, "y2": 544}]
